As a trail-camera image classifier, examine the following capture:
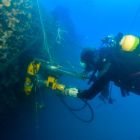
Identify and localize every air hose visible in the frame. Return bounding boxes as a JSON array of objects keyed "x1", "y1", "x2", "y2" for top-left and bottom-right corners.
[{"x1": 58, "y1": 95, "x2": 95, "y2": 123}]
